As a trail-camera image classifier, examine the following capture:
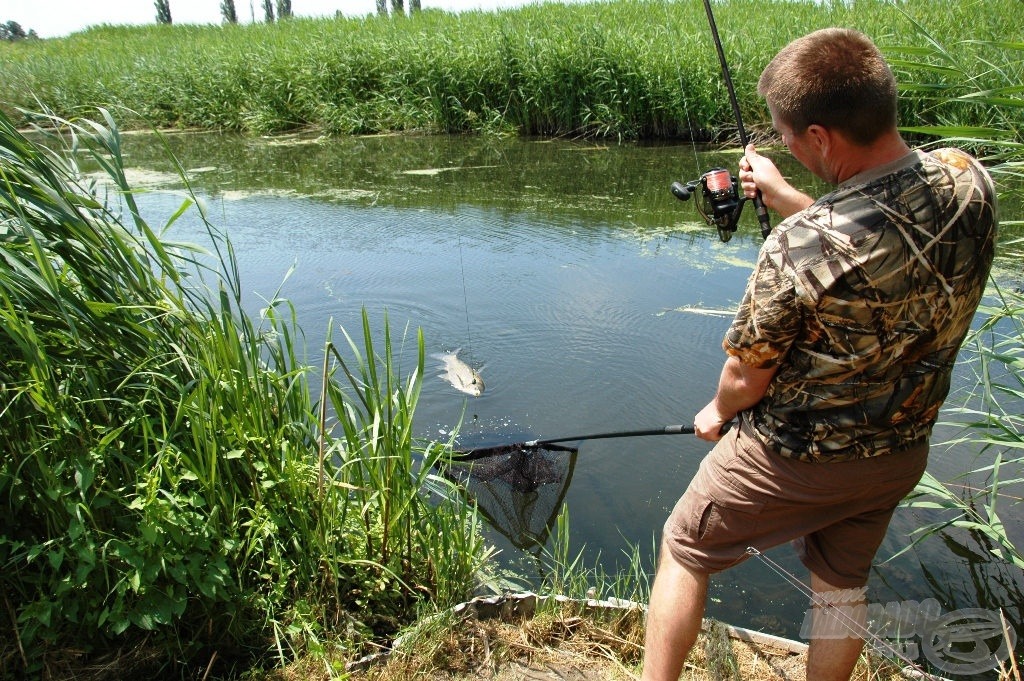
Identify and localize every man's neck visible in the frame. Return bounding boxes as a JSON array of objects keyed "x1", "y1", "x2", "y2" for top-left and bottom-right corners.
[{"x1": 831, "y1": 130, "x2": 912, "y2": 184}]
